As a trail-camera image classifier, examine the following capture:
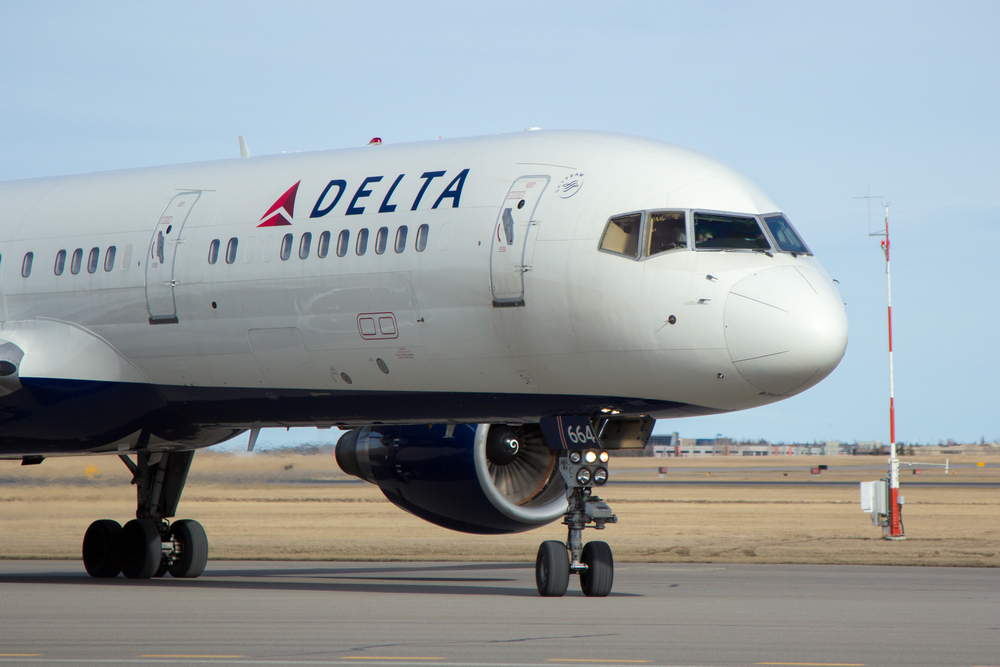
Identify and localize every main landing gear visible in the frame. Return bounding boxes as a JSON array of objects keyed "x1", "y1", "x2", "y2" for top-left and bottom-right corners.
[
  {"x1": 535, "y1": 448, "x2": 617, "y2": 597},
  {"x1": 81, "y1": 450, "x2": 208, "y2": 580}
]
